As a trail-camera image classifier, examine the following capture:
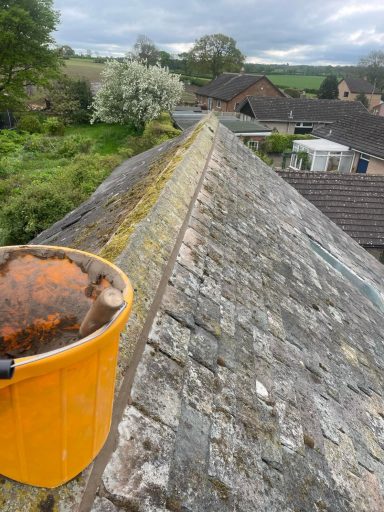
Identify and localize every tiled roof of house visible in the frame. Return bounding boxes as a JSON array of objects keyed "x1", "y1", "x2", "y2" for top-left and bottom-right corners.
[
  {"x1": 342, "y1": 77, "x2": 379, "y2": 94},
  {"x1": 312, "y1": 112, "x2": 384, "y2": 160},
  {"x1": 171, "y1": 110, "x2": 270, "y2": 133},
  {"x1": 277, "y1": 171, "x2": 384, "y2": 248},
  {"x1": 239, "y1": 96, "x2": 368, "y2": 122},
  {"x1": 197, "y1": 73, "x2": 266, "y2": 101},
  {"x1": 8, "y1": 115, "x2": 384, "y2": 510}
]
